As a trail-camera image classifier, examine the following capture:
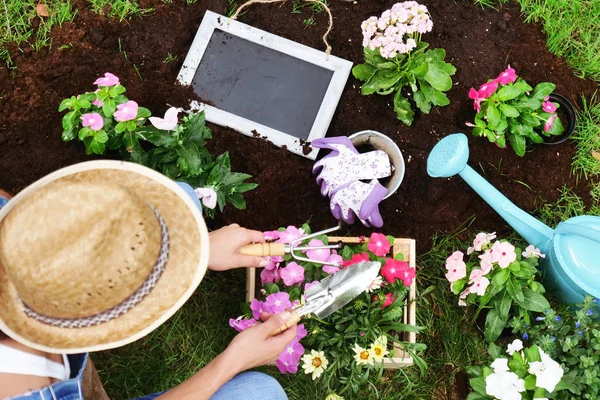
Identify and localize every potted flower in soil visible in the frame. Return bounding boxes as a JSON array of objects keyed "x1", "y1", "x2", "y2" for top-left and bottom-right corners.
[
  {"x1": 352, "y1": 1, "x2": 456, "y2": 126},
  {"x1": 236, "y1": 225, "x2": 423, "y2": 395},
  {"x1": 58, "y1": 72, "x2": 256, "y2": 217},
  {"x1": 467, "y1": 341, "x2": 565, "y2": 400},
  {"x1": 444, "y1": 232, "x2": 550, "y2": 342},
  {"x1": 466, "y1": 66, "x2": 575, "y2": 156}
]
